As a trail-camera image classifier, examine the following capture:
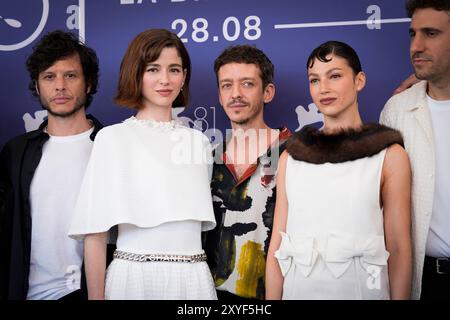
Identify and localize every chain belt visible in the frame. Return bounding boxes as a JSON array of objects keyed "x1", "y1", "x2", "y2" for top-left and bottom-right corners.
[{"x1": 113, "y1": 250, "x2": 207, "y2": 263}]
